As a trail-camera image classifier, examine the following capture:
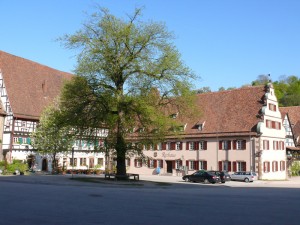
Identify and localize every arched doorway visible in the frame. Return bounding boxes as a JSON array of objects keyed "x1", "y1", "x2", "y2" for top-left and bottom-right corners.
[
  {"x1": 27, "y1": 155, "x2": 35, "y2": 169},
  {"x1": 42, "y1": 158, "x2": 48, "y2": 171}
]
